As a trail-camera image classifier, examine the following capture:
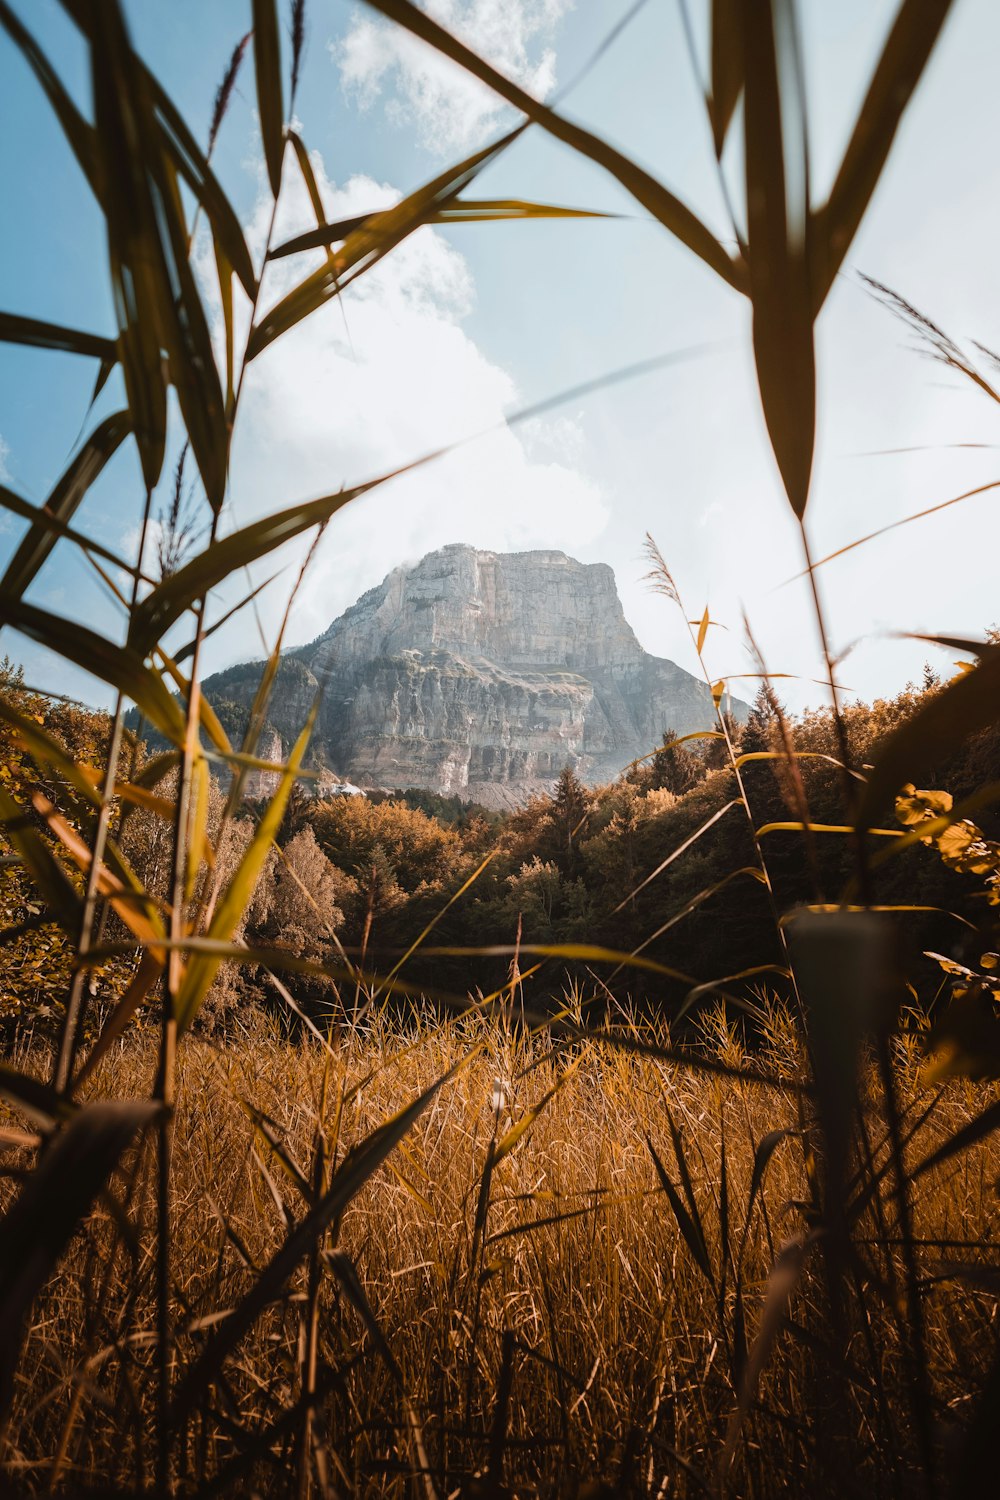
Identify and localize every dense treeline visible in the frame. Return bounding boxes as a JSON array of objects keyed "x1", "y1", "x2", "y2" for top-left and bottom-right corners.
[{"x1": 5, "y1": 657, "x2": 998, "y2": 1035}]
